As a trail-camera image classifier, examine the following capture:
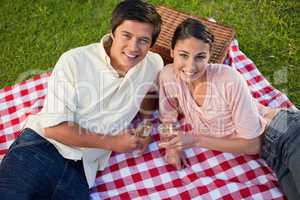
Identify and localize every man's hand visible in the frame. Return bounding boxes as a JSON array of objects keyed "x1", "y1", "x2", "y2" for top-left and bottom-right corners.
[
  {"x1": 136, "y1": 135, "x2": 152, "y2": 155},
  {"x1": 108, "y1": 132, "x2": 141, "y2": 153}
]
